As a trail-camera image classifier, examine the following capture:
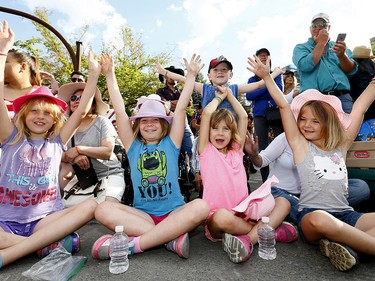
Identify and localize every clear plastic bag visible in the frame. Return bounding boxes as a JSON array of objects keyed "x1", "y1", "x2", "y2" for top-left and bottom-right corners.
[{"x1": 22, "y1": 244, "x2": 87, "y2": 281}]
